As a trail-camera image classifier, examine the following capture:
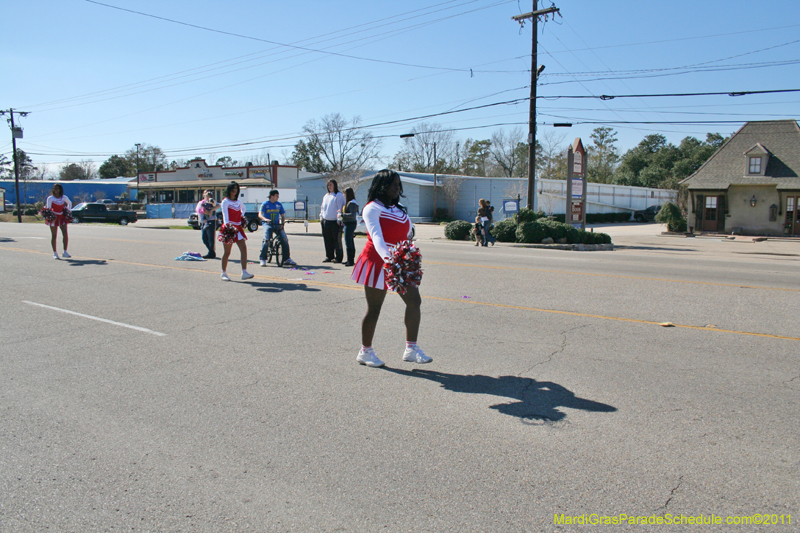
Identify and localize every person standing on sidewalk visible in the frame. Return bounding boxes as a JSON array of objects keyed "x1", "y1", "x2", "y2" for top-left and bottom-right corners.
[
  {"x1": 320, "y1": 179, "x2": 345, "y2": 263},
  {"x1": 341, "y1": 187, "x2": 359, "y2": 266},
  {"x1": 197, "y1": 190, "x2": 219, "y2": 259},
  {"x1": 478, "y1": 199, "x2": 496, "y2": 246}
]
